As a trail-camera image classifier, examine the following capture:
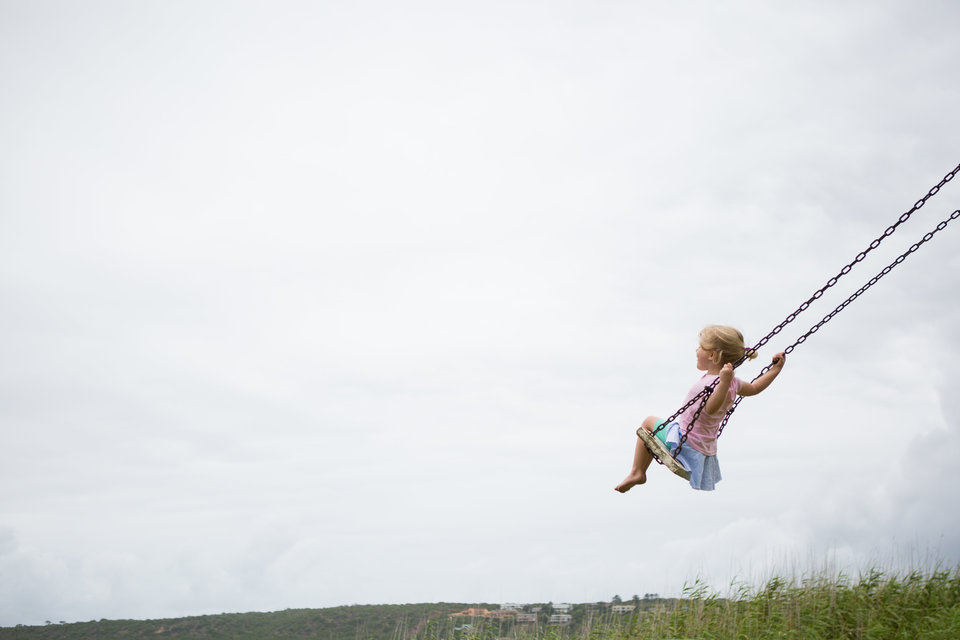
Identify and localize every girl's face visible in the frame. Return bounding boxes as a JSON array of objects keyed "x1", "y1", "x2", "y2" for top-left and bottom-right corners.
[{"x1": 696, "y1": 344, "x2": 718, "y2": 371}]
